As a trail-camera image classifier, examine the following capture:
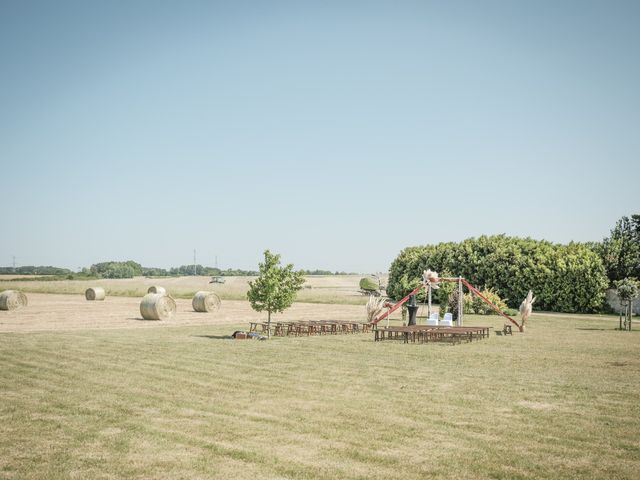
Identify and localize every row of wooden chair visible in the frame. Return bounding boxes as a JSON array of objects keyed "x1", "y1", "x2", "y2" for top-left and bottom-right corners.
[
  {"x1": 374, "y1": 325, "x2": 491, "y2": 344},
  {"x1": 249, "y1": 320, "x2": 372, "y2": 336}
]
